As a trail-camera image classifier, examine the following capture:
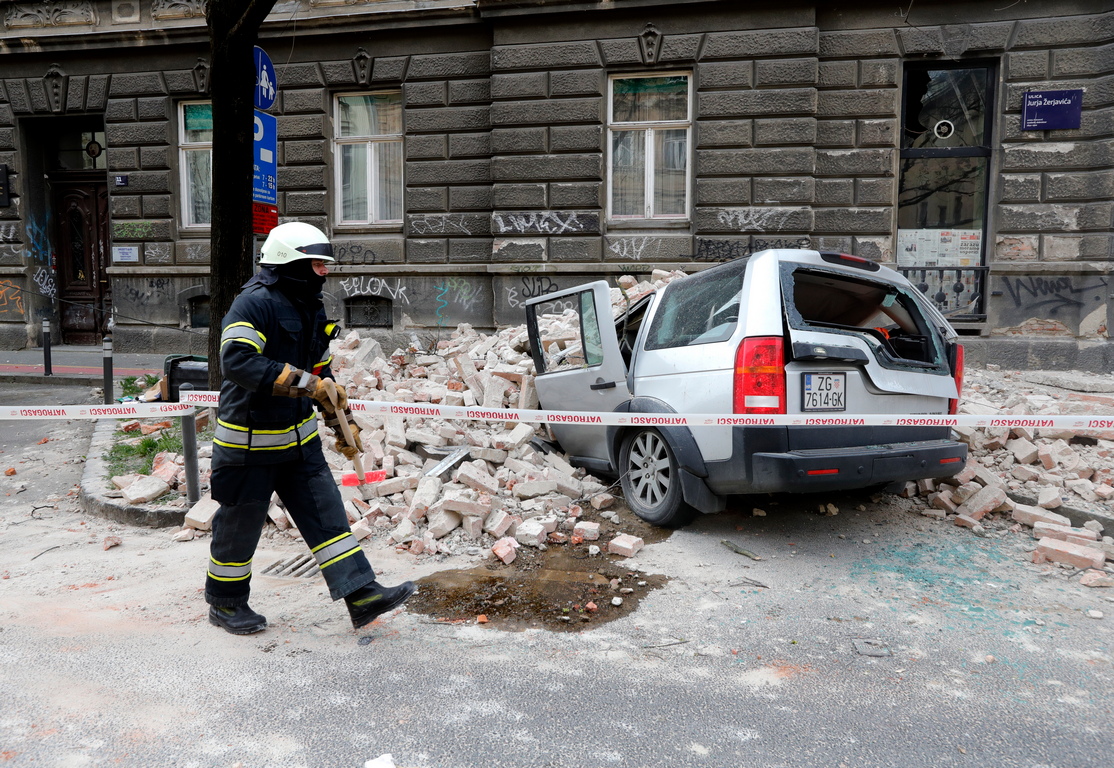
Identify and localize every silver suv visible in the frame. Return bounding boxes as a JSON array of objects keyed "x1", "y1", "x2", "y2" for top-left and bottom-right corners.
[{"x1": 524, "y1": 249, "x2": 967, "y2": 527}]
